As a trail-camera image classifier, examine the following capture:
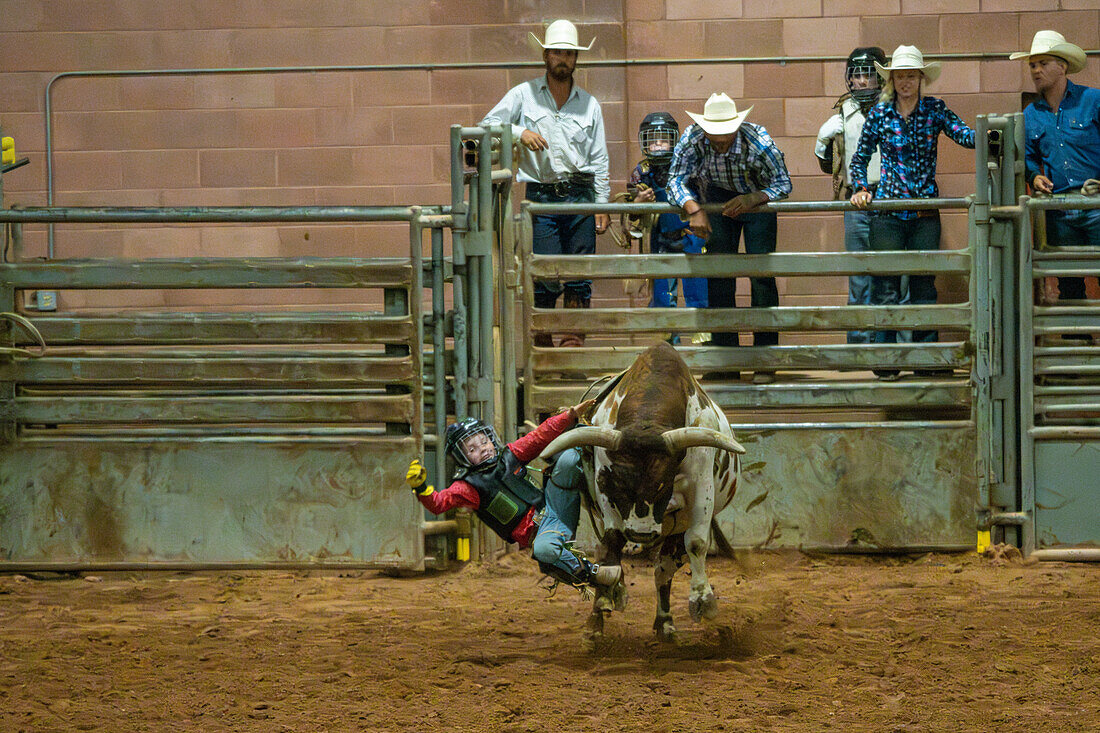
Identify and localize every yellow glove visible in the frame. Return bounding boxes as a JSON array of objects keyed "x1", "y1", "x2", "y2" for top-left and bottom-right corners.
[{"x1": 405, "y1": 459, "x2": 433, "y2": 496}]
